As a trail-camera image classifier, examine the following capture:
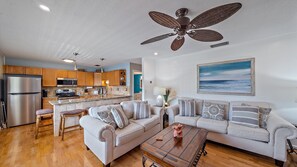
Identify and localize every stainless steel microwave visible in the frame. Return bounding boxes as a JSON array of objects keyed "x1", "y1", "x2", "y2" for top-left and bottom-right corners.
[{"x1": 56, "y1": 78, "x2": 77, "y2": 87}]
